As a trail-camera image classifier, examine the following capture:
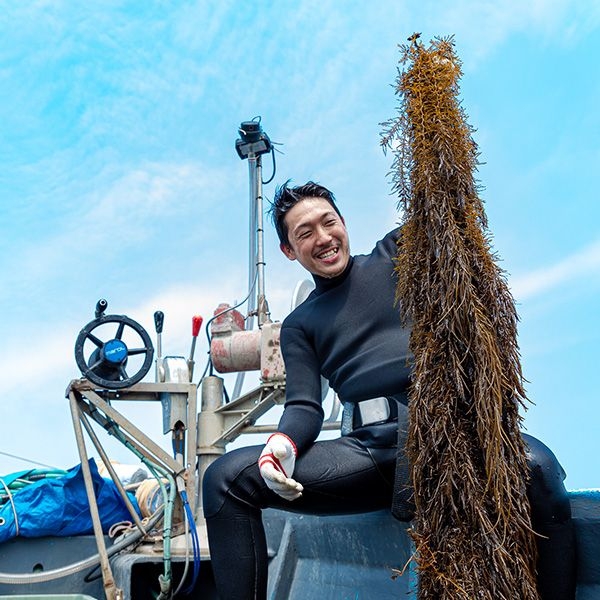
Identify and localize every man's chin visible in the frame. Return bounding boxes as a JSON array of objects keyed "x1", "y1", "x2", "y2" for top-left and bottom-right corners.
[
  {"x1": 305, "y1": 253, "x2": 349, "y2": 278},
  {"x1": 316, "y1": 264, "x2": 345, "y2": 279}
]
